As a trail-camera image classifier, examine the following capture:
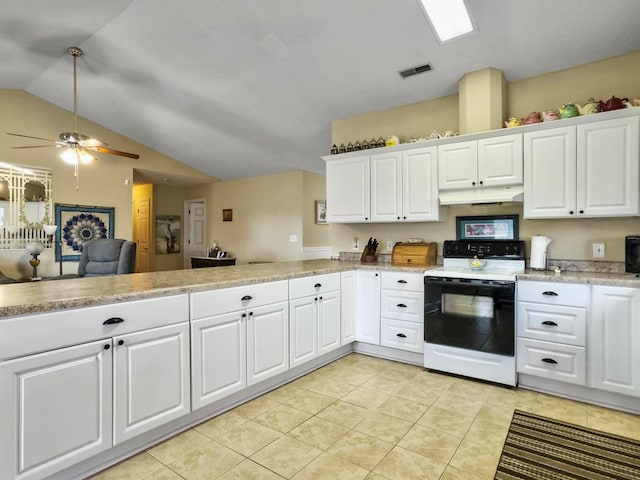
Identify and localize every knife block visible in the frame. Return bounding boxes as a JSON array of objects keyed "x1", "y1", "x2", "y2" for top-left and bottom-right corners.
[{"x1": 360, "y1": 246, "x2": 377, "y2": 263}]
